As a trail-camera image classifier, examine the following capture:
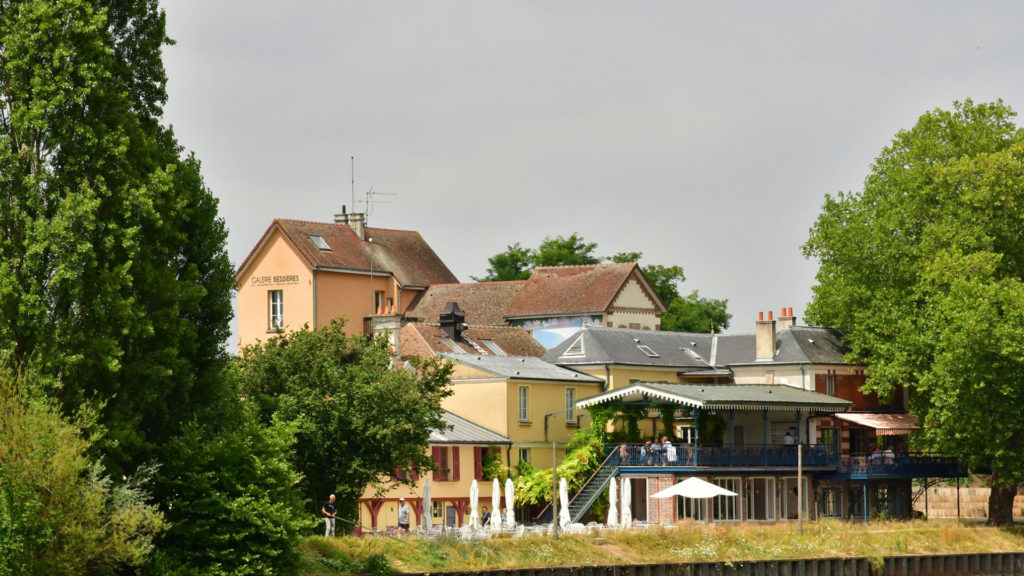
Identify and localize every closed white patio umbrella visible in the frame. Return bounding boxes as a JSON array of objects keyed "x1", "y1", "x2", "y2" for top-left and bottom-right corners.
[
  {"x1": 469, "y1": 479, "x2": 480, "y2": 529},
  {"x1": 558, "y1": 477, "x2": 571, "y2": 528},
  {"x1": 491, "y1": 477, "x2": 501, "y2": 533},
  {"x1": 620, "y1": 477, "x2": 631, "y2": 529},
  {"x1": 504, "y1": 477, "x2": 516, "y2": 529},
  {"x1": 606, "y1": 477, "x2": 618, "y2": 528}
]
